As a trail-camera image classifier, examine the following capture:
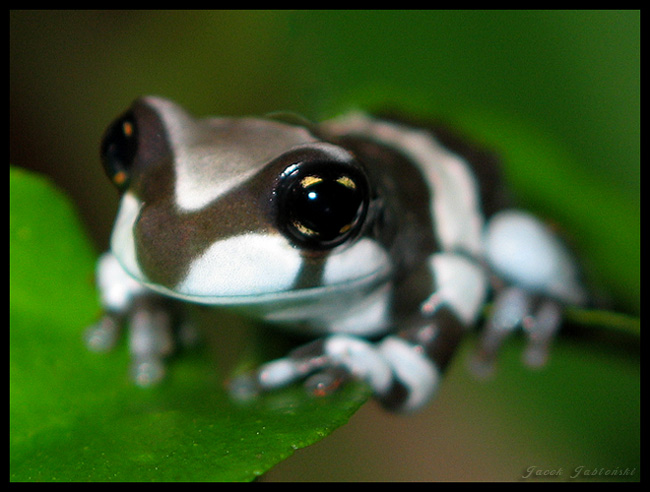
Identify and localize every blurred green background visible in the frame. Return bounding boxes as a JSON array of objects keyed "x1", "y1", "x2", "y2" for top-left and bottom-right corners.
[{"x1": 10, "y1": 11, "x2": 639, "y2": 481}]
